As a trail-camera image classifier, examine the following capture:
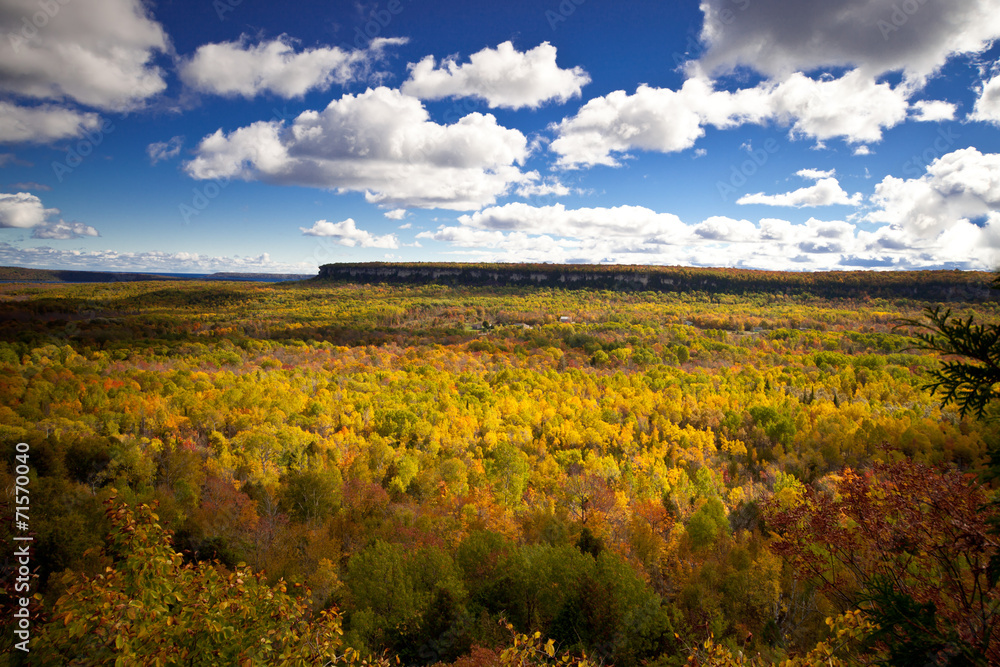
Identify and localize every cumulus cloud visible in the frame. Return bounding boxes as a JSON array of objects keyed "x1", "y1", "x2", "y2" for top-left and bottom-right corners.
[
  {"x1": 417, "y1": 198, "x2": 995, "y2": 270},
  {"x1": 401, "y1": 41, "x2": 589, "y2": 109},
  {"x1": 764, "y1": 70, "x2": 909, "y2": 145},
  {"x1": 550, "y1": 70, "x2": 908, "y2": 167},
  {"x1": 179, "y1": 35, "x2": 405, "y2": 99},
  {"x1": 185, "y1": 86, "x2": 530, "y2": 210},
  {"x1": 457, "y1": 202, "x2": 689, "y2": 240},
  {"x1": 970, "y1": 75, "x2": 1000, "y2": 125},
  {"x1": 910, "y1": 100, "x2": 957, "y2": 122},
  {"x1": 383, "y1": 208, "x2": 408, "y2": 220},
  {"x1": 0, "y1": 191, "x2": 98, "y2": 238},
  {"x1": 300, "y1": 218, "x2": 399, "y2": 248},
  {"x1": 868, "y1": 147, "x2": 1000, "y2": 237},
  {"x1": 147, "y1": 136, "x2": 184, "y2": 165},
  {"x1": 514, "y1": 174, "x2": 572, "y2": 198},
  {"x1": 693, "y1": 216, "x2": 759, "y2": 242},
  {"x1": 31, "y1": 220, "x2": 99, "y2": 239},
  {"x1": 550, "y1": 79, "x2": 771, "y2": 168},
  {"x1": 696, "y1": 0, "x2": 1000, "y2": 82},
  {"x1": 738, "y1": 171, "x2": 862, "y2": 207},
  {"x1": 0, "y1": 102, "x2": 102, "y2": 144},
  {"x1": 0, "y1": 0, "x2": 168, "y2": 111},
  {"x1": 0, "y1": 192, "x2": 56, "y2": 228}
]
